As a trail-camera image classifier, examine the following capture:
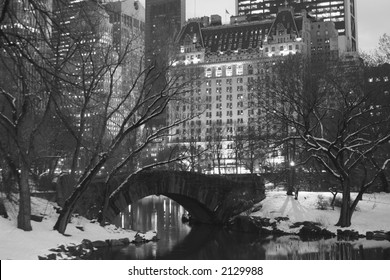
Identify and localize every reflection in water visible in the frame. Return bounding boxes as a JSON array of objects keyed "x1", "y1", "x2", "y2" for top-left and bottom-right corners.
[
  {"x1": 92, "y1": 196, "x2": 390, "y2": 260},
  {"x1": 113, "y1": 195, "x2": 191, "y2": 259}
]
